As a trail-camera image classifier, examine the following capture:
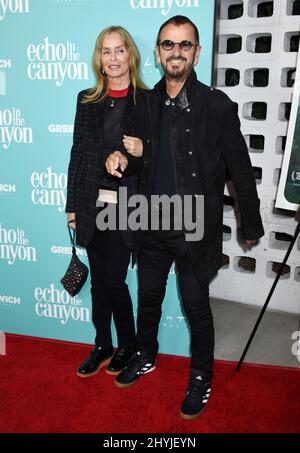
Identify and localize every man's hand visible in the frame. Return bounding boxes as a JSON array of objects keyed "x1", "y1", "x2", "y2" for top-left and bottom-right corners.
[
  {"x1": 123, "y1": 135, "x2": 143, "y2": 157},
  {"x1": 105, "y1": 151, "x2": 128, "y2": 178},
  {"x1": 67, "y1": 212, "x2": 76, "y2": 229},
  {"x1": 245, "y1": 239, "x2": 257, "y2": 246}
]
